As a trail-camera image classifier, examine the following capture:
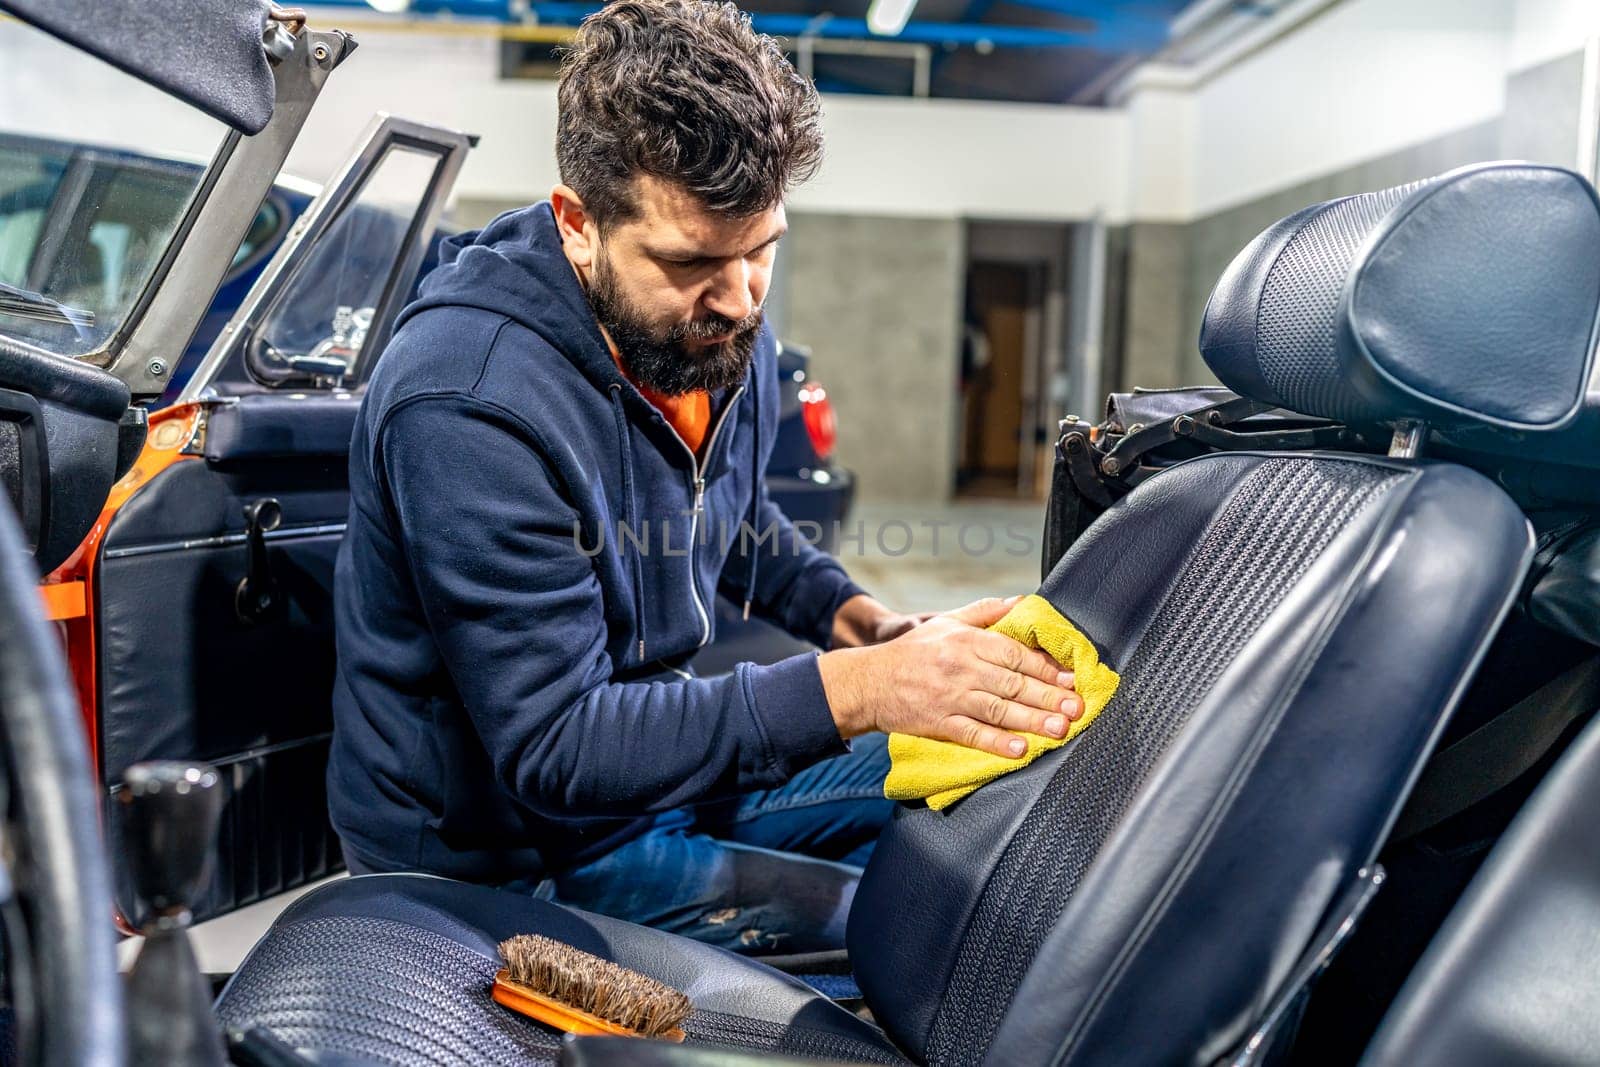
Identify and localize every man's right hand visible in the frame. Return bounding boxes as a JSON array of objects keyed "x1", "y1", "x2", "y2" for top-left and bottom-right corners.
[{"x1": 817, "y1": 596, "x2": 1083, "y2": 759}]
